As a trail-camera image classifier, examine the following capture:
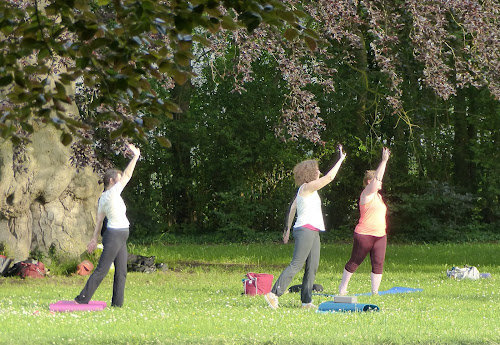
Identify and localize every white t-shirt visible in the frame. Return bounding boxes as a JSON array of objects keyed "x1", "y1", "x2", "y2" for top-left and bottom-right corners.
[
  {"x1": 98, "y1": 181, "x2": 130, "y2": 229},
  {"x1": 293, "y1": 184, "x2": 326, "y2": 231}
]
